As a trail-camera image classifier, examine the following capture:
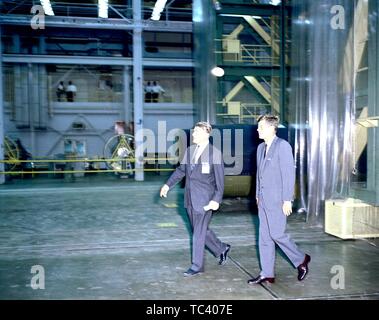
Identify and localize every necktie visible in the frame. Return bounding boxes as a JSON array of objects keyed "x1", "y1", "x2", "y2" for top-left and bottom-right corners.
[
  {"x1": 264, "y1": 144, "x2": 268, "y2": 158},
  {"x1": 191, "y1": 145, "x2": 199, "y2": 170}
]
